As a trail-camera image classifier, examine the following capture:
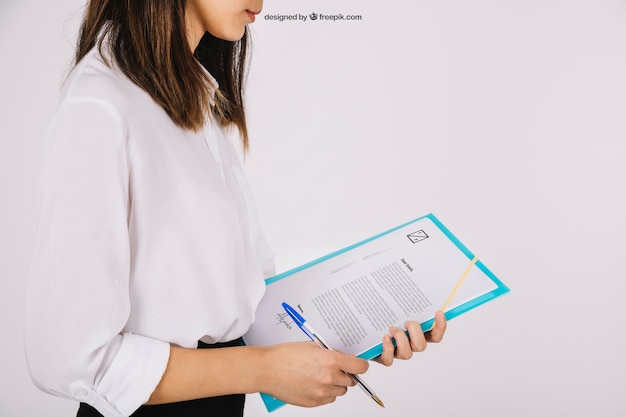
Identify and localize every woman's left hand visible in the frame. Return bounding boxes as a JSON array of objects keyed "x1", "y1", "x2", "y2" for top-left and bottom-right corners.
[{"x1": 376, "y1": 310, "x2": 447, "y2": 366}]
